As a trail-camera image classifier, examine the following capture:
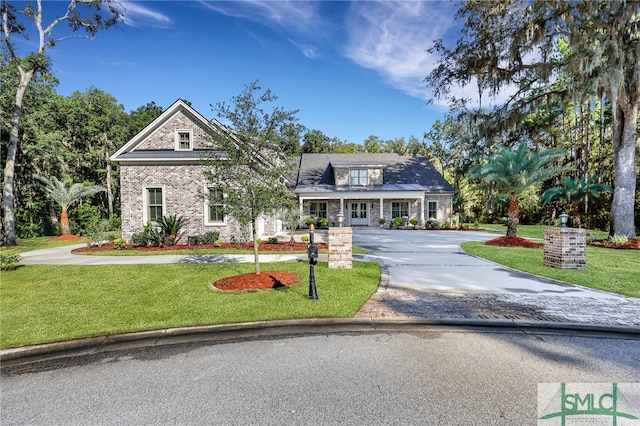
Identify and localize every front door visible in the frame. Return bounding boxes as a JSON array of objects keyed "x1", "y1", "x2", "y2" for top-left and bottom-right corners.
[{"x1": 350, "y1": 202, "x2": 369, "y2": 226}]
